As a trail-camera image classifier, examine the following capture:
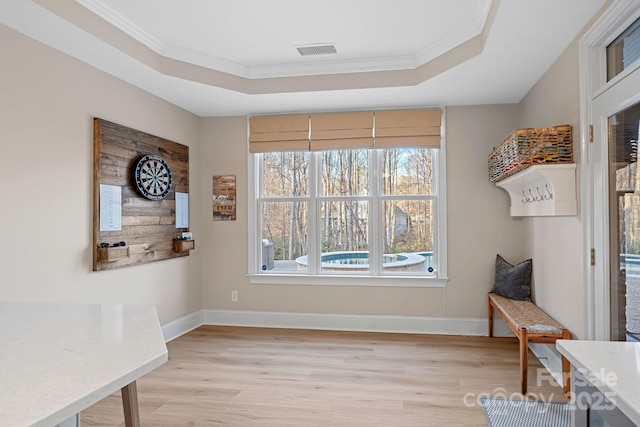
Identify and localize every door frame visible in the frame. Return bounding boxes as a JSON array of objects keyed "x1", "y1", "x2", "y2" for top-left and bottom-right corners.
[{"x1": 580, "y1": 0, "x2": 640, "y2": 340}]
